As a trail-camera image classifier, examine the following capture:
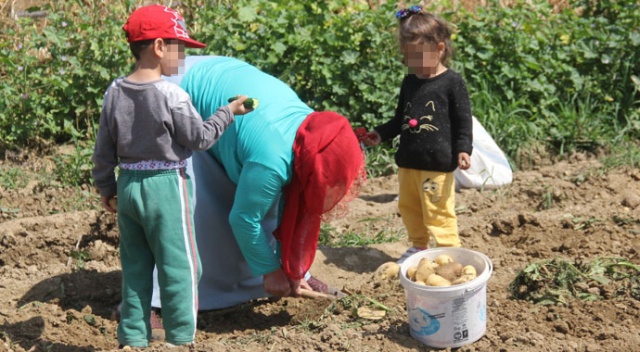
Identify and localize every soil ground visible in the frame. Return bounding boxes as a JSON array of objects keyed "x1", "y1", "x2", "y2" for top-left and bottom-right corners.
[
  {"x1": 1, "y1": 147, "x2": 640, "y2": 352},
  {"x1": 3, "y1": 1, "x2": 639, "y2": 351}
]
